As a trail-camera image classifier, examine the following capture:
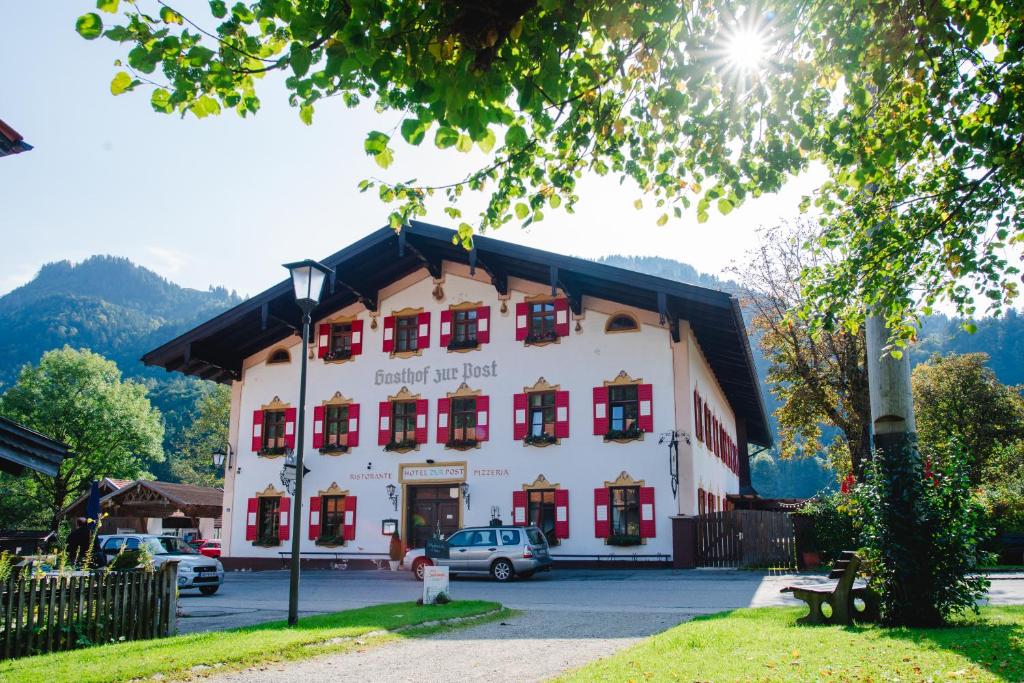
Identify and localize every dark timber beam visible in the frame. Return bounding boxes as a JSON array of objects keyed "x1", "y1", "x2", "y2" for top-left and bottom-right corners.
[
  {"x1": 557, "y1": 272, "x2": 584, "y2": 316},
  {"x1": 473, "y1": 254, "x2": 508, "y2": 296},
  {"x1": 334, "y1": 277, "x2": 378, "y2": 312},
  {"x1": 405, "y1": 240, "x2": 443, "y2": 279}
]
